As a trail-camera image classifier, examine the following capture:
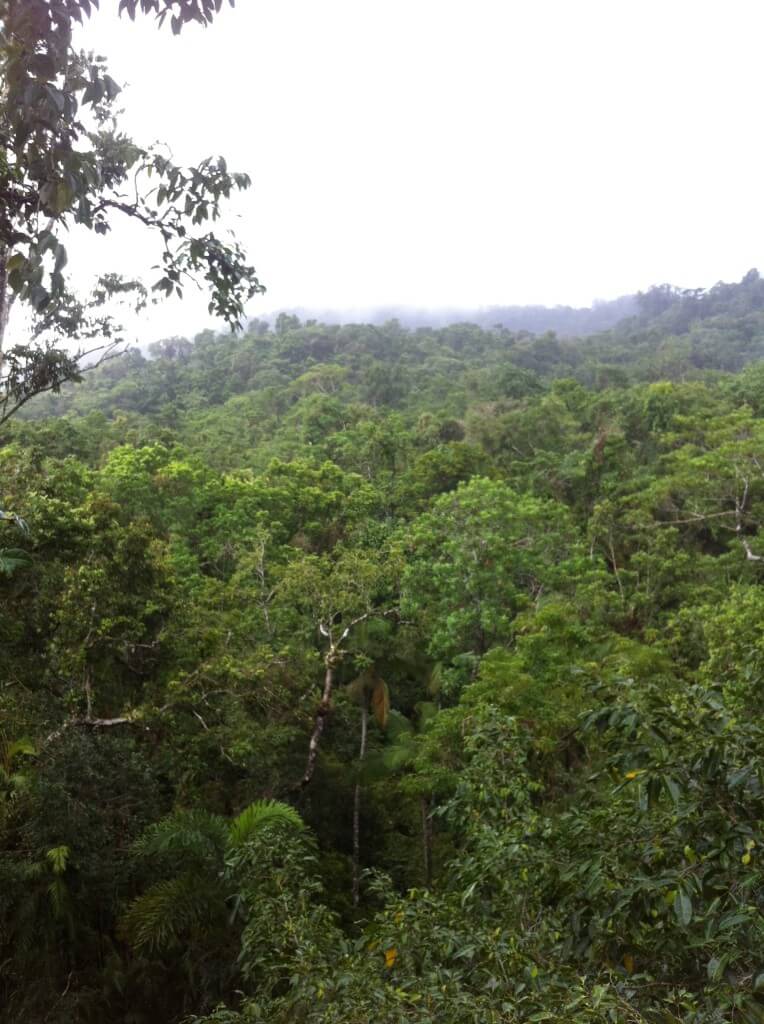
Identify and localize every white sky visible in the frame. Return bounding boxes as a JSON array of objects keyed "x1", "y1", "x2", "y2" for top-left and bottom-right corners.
[{"x1": 70, "y1": 0, "x2": 764, "y2": 340}]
